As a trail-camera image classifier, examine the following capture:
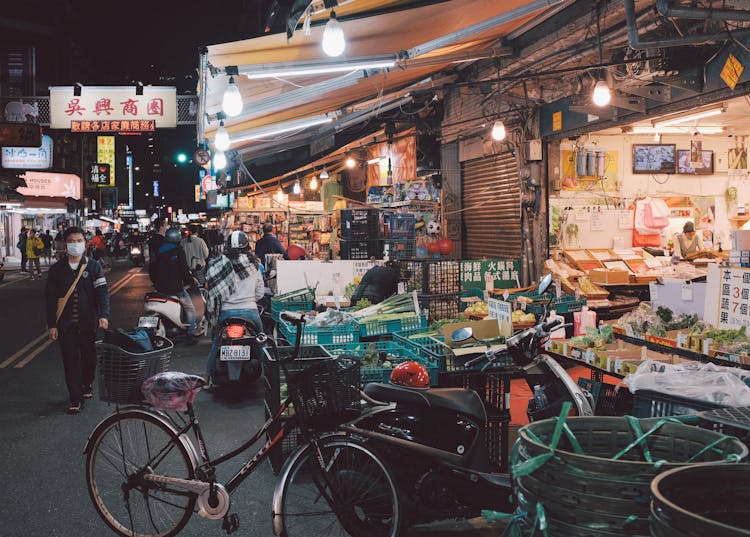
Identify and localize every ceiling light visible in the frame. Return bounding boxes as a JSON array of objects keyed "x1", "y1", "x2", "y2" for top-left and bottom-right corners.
[
  {"x1": 276, "y1": 189, "x2": 284, "y2": 202},
  {"x1": 293, "y1": 181, "x2": 301, "y2": 195},
  {"x1": 653, "y1": 132, "x2": 661, "y2": 142},
  {"x1": 367, "y1": 157, "x2": 382, "y2": 165},
  {"x1": 319, "y1": 168, "x2": 329, "y2": 179},
  {"x1": 652, "y1": 106, "x2": 725, "y2": 128},
  {"x1": 631, "y1": 126, "x2": 724, "y2": 135},
  {"x1": 231, "y1": 114, "x2": 336, "y2": 143},
  {"x1": 592, "y1": 79, "x2": 611, "y2": 107},
  {"x1": 491, "y1": 120, "x2": 506, "y2": 141},
  {"x1": 213, "y1": 151, "x2": 227, "y2": 170},
  {"x1": 345, "y1": 156, "x2": 357, "y2": 169},
  {"x1": 222, "y1": 77, "x2": 243, "y2": 117},
  {"x1": 322, "y1": 10, "x2": 346, "y2": 57},
  {"x1": 214, "y1": 121, "x2": 230, "y2": 152},
  {"x1": 243, "y1": 59, "x2": 395, "y2": 79},
  {"x1": 309, "y1": 176, "x2": 318, "y2": 190}
]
